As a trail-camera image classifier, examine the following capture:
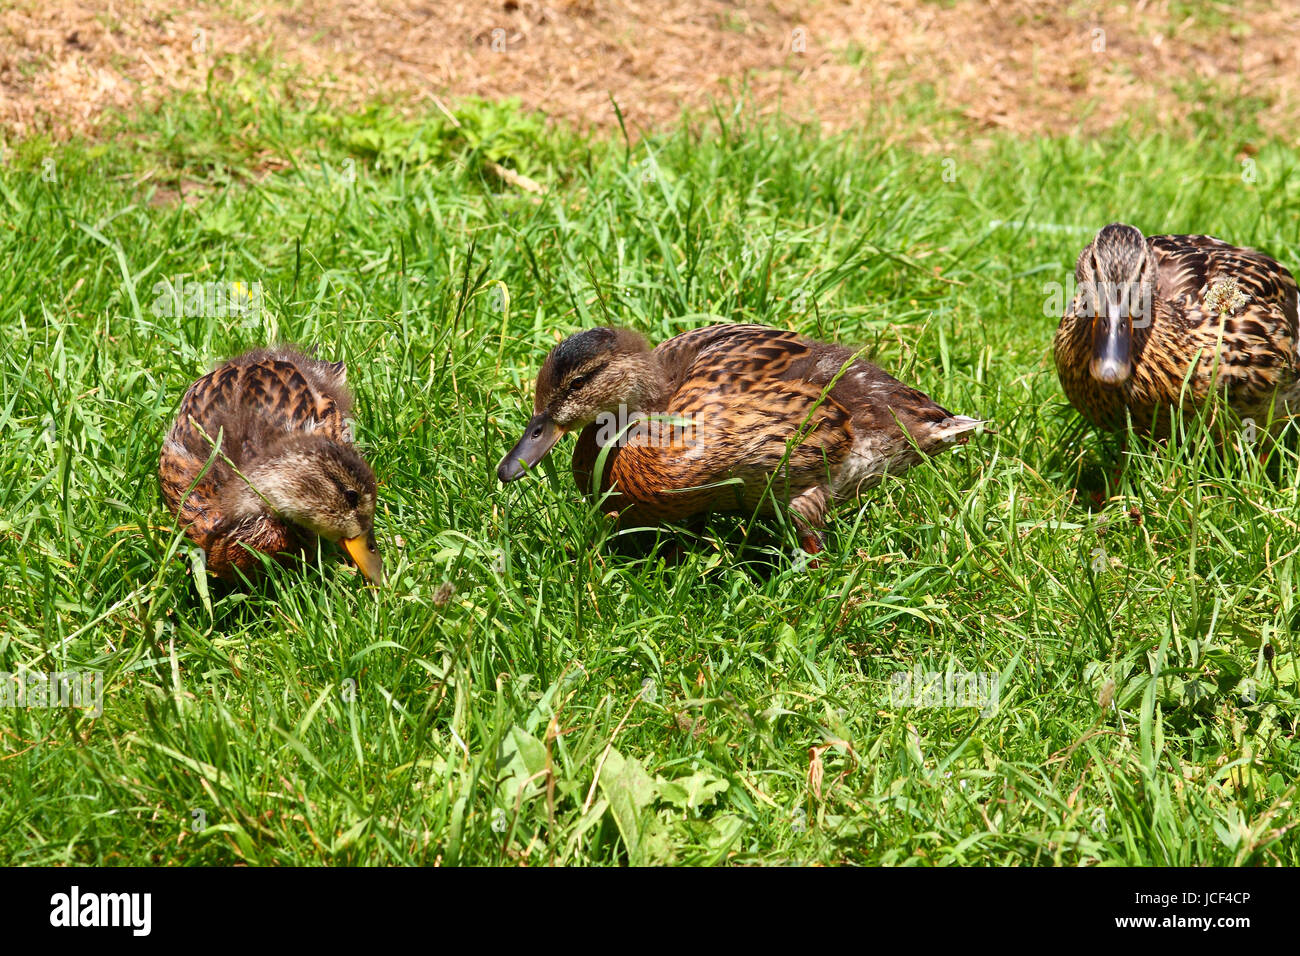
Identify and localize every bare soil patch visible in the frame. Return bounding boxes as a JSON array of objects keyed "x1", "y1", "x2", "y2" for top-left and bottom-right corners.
[{"x1": 2, "y1": 0, "x2": 1296, "y2": 142}]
